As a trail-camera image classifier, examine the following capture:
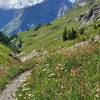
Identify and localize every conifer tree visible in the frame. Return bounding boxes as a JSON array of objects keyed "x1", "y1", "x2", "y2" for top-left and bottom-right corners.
[{"x1": 63, "y1": 27, "x2": 67, "y2": 41}]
